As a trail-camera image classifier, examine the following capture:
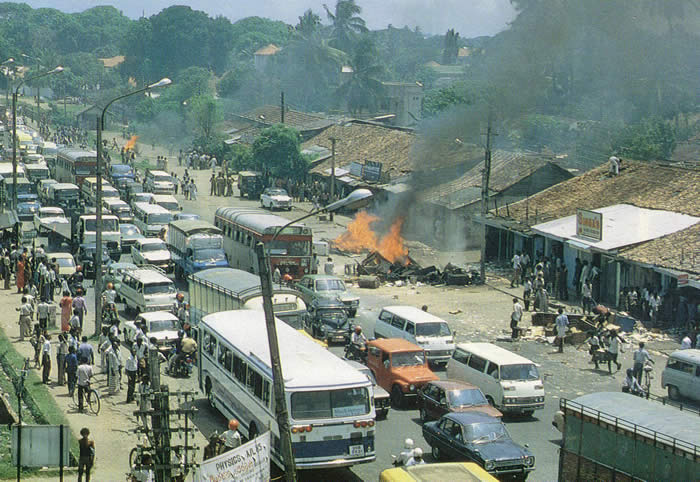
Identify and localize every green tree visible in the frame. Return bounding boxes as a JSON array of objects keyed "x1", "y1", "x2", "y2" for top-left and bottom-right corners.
[
  {"x1": 323, "y1": 0, "x2": 368, "y2": 53},
  {"x1": 188, "y1": 94, "x2": 220, "y2": 141},
  {"x1": 422, "y1": 84, "x2": 473, "y2": 117},
  {"x1": 337, "y1": 37, "x2": 384, "y2": 114},
  {"x1": 441, "y1": 29, "x2": 459, "y2": 65},
  {"x1": 252, "y1": 124, "x2": 308, "y2": 179},
  {"x1": 612, "y1": 118, "x2": 676, "y2": 160}
]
